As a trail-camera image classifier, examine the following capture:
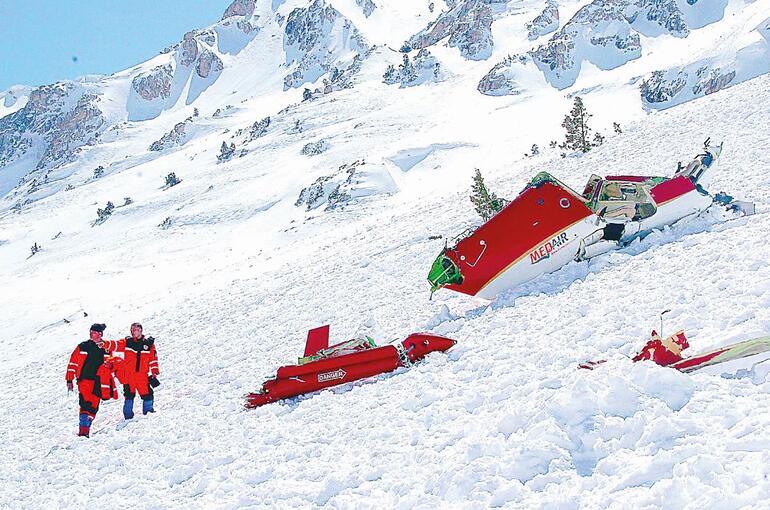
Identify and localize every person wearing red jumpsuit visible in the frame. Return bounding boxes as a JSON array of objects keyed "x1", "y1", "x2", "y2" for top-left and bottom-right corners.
[
  {"x1": 103, "y1": 323, "x2": 160, "y2": 419},
  {"x1": 65, "y1": 323, "x2": 119, "y2": 437}
]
